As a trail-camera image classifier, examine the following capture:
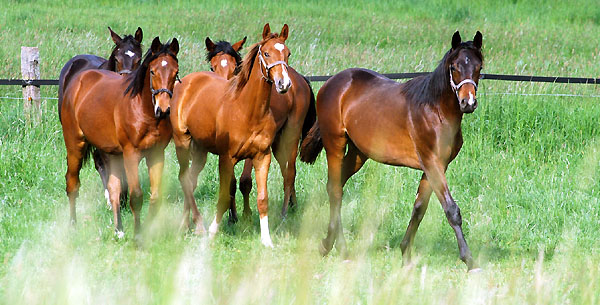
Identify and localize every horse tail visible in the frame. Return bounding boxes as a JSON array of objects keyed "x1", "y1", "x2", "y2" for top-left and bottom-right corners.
[
  {"x1": 300, "y1": 75, "x2": 317, "y2": 142},
  {"x1": 299, "y1": 119, "x2": 323, "y2": 164},
  {"x1": 82, "y1": 144, "x2": 95, "y2": 166}
]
